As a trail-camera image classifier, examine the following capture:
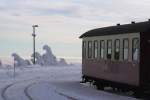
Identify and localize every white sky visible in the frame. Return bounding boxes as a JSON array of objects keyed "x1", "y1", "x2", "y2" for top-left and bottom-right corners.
[{"x1": 0, "y1": 0, "x2": 150, "y2": 60}]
